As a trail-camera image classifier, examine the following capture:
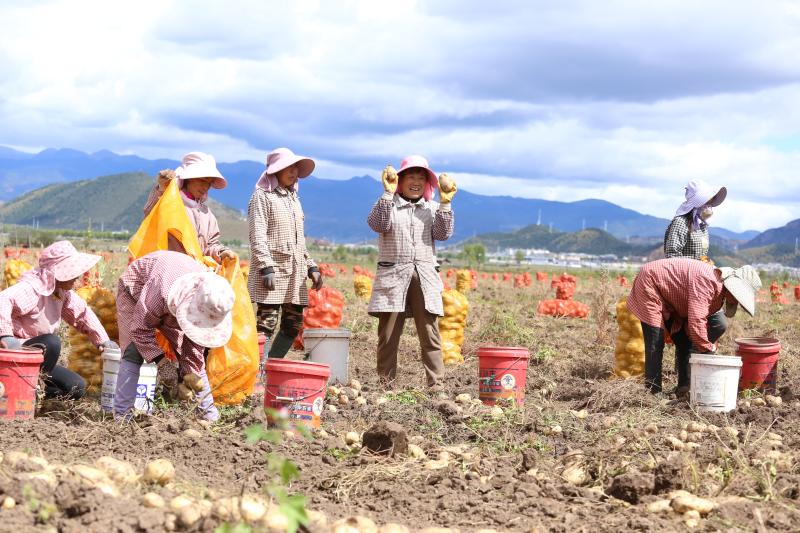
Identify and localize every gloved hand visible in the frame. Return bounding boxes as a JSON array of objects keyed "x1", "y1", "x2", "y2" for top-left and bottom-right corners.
[
  {"x1": 219, "y1": 249, "x2": 236, "y2": 262},
  {"x1": 0, "y1": 336, "x2": 22, "y2": 350},
  {"x1": 381, "y1": 165, "x2": 398, "y2": 194},
  {"x1": 156, "y1": 169, "x2": 176, "y2": 192},
  {"x1": 438, "y1": 173, "x2": 457, "y2": 204},
  {"x1": 261, "y1": 267, "x2": 275, "y2": 291},
  {"x1": 309, "y1": 269, "x2": 323, "y2": 290},
  {"x1": 97, "y1": 340, "x2": 120, "y2": 353}
]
